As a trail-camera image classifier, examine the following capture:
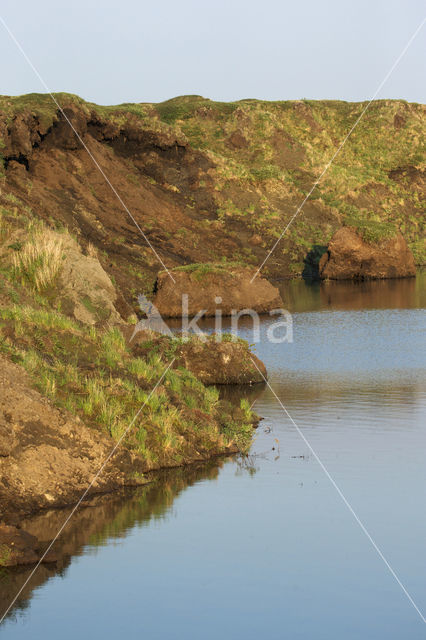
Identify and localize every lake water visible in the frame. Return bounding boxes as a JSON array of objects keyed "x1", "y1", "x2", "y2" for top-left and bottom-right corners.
[{"x1": 1, "y1": 274, "x2": 425, "y2": 639}]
